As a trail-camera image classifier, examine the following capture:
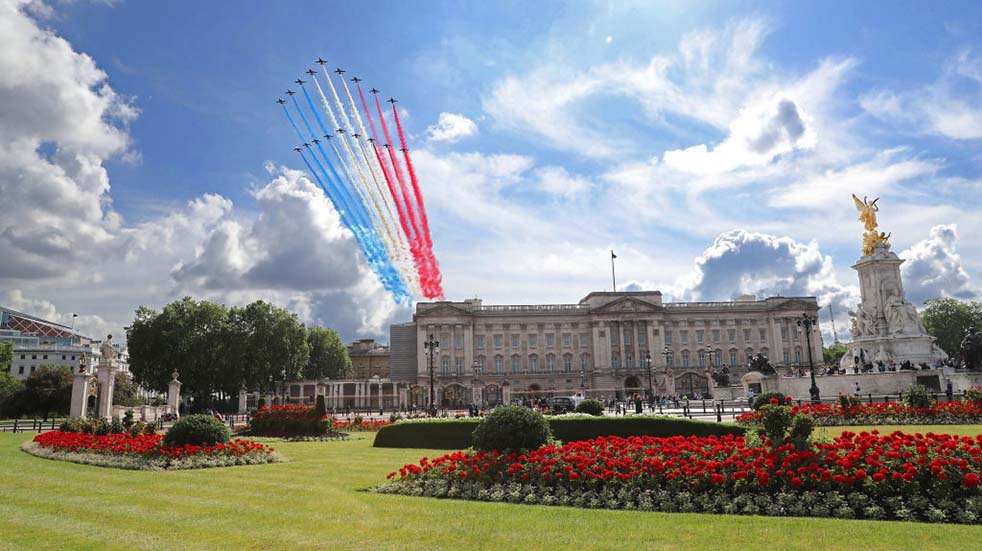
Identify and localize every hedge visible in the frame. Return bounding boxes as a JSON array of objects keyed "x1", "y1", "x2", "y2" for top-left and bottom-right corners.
[{"x1": 373, "y1": 415, "x2": 744, "y2": 449}]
